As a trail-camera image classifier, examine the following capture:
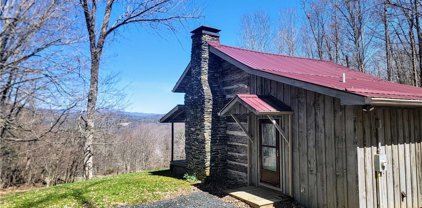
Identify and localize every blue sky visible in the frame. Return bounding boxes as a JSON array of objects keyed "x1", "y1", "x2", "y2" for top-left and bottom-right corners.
[{"x1": 104, "y1": 0, "x2": 301, "y2": 114}]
